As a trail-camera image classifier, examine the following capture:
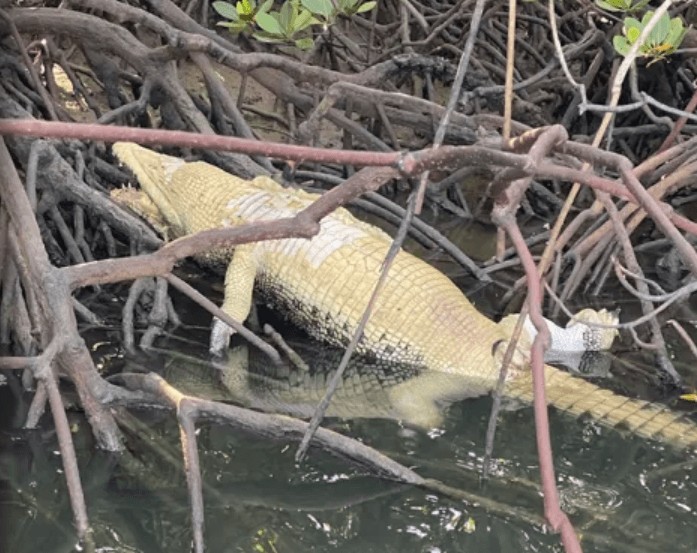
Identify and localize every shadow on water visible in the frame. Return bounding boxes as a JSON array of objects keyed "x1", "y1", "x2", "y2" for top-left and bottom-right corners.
[{"x1": 2, "y1": 227, "x2": 697, "y2": 552}]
